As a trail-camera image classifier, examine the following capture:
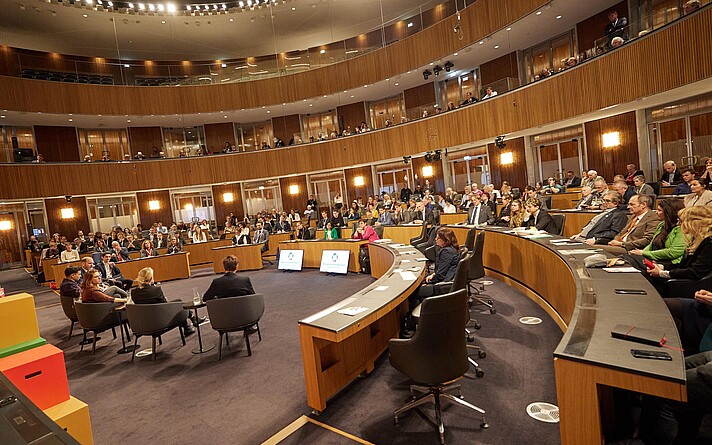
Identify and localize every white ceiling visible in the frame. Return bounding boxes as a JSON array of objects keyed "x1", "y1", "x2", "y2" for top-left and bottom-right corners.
[{"x1": 0, "y1": 0, "x2": 625, "y2": 126}]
